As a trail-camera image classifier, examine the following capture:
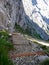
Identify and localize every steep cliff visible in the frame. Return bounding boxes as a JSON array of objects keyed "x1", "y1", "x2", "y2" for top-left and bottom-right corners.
[
  {"x1": 0, "y1": 0, "x2": 49, "y2": 40},
  {"x1": 22, "y1": 0, "x2": 49, "y2": 40},
  {"x1": 0, "y1": 0, "x2": 27, "y2": 33}
]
